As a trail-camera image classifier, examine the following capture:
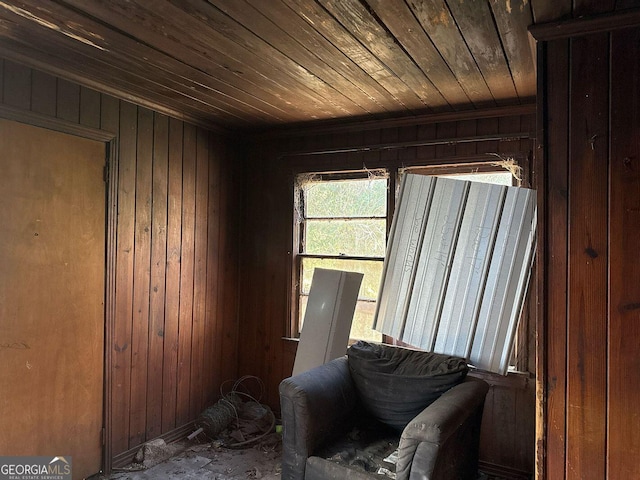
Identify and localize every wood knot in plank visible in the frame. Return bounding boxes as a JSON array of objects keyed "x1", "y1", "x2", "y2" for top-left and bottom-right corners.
[
  {"x1": 620, "y1": 302, "x2": 640, "y2": 312},
  {"x1": 584, "y1": 247, "x2": 598, "y2": 259}
]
